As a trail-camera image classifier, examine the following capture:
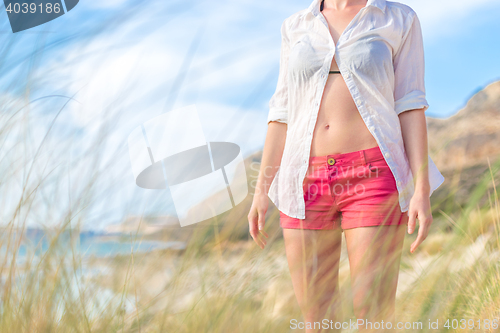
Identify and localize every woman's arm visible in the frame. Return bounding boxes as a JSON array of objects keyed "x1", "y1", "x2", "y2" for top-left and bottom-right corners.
[
  {"x1": 249, "y1": 18, "x2": 290, "y2": 249},
  {"x1": 247, "y1": 121, "x2": 287, "y2": 249},
  {"x1": 392, "y1": 9, "x2": 433, "y2": 253},
  {"x1": 399, "y1": 108, "x2": 432, "y2": 253}
]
